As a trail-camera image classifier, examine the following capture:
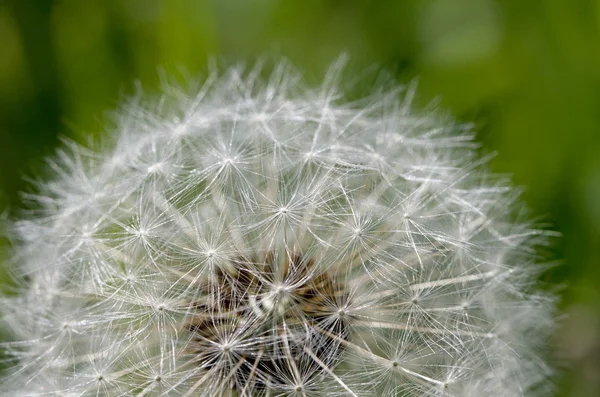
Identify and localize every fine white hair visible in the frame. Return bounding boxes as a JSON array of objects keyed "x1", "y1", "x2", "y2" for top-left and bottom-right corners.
[{"x1": 0, "y1": 58, "x2": 555, "y2": 396}]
